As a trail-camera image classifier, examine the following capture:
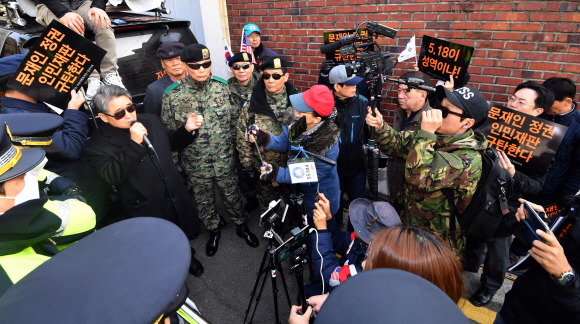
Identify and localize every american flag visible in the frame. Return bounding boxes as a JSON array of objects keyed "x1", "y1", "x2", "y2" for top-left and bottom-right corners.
[{"x1": 241, "y1": 30, "x2": 256, "y2": 64}]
